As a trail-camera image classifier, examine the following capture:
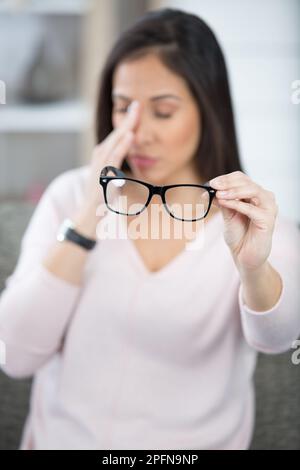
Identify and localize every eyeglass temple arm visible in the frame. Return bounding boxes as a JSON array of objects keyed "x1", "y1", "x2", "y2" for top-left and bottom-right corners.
[{"x1": 100, "y1": 165, "x2": 126, "y2": 178}]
